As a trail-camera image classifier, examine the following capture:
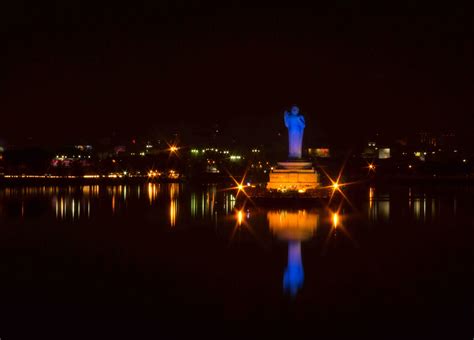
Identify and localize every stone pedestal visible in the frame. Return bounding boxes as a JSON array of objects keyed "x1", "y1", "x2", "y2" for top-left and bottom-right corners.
[{"x1": 266, "y1": 160, "x2": 319, "y2": 193}]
